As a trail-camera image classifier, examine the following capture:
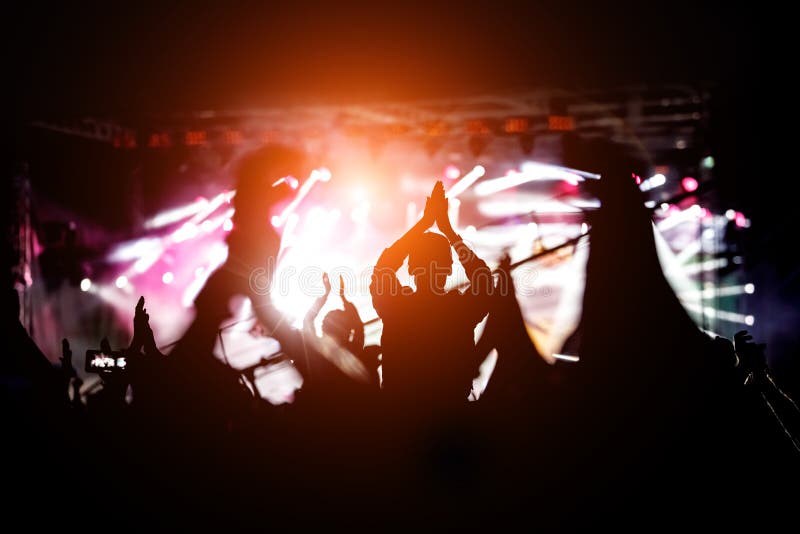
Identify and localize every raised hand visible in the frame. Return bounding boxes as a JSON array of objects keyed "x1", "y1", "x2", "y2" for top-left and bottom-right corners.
[
  {"x1": 430, "y1": 180, "x2": 447, "y2": 218},
  {"x1": 130, "y1": 296, "x2": 148, "y2": 353},
  {"x1": 322, "y1": 272, "x2": 332, "y2": 296},
  {"x1": 431, "y1": 180, "x2": 457, "y2": 239},
  {"x1": 421, "y1": 194, "x2": 436, "y2": 228}
]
